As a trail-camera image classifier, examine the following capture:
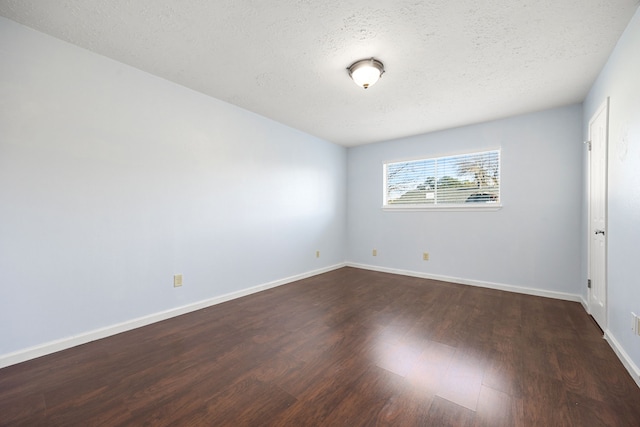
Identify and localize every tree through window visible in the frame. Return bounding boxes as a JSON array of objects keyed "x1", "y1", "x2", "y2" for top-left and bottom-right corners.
[{"x1": 383, "y1": 150, "x2": 500, "y2": 207}]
